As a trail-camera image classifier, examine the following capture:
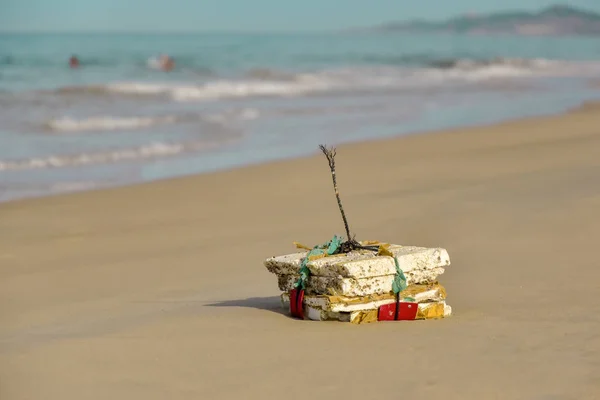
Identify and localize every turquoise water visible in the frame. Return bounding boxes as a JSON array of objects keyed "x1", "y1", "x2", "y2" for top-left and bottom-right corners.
[{"x1": 1, "y1": 32, "x2": 600, "y2": 202}]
